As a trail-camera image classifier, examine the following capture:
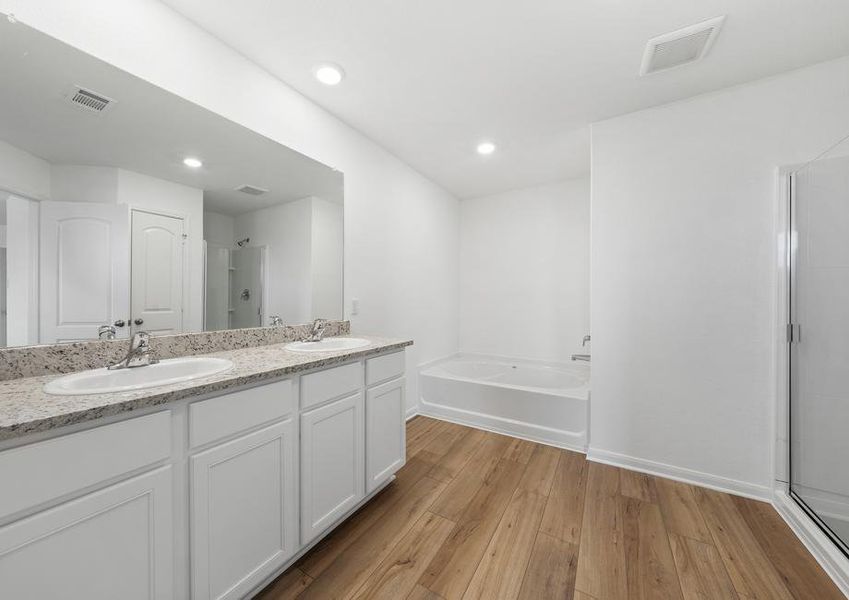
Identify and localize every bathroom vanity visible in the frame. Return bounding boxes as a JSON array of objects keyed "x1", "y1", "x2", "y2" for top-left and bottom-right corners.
[{"x1": 0, "y1": 336, "x2": 411, "y2": 600}]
